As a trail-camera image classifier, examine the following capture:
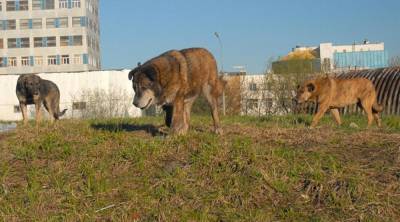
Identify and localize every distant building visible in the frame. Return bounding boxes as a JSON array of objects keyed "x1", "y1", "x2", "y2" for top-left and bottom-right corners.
[
  {"x1": 0, "y1": 0, "x2": 101, "y2": 75},
  {"x1": 273, "y1": 40, "x2": 389, "y2": 74}
]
